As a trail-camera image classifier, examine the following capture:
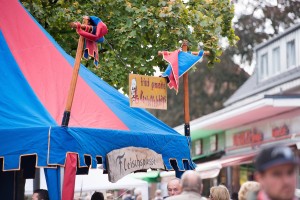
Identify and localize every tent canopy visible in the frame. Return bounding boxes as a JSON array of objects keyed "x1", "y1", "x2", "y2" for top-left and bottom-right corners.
[{"x1": 0, "y1": 0, "x2": 194, "y2": 174}]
